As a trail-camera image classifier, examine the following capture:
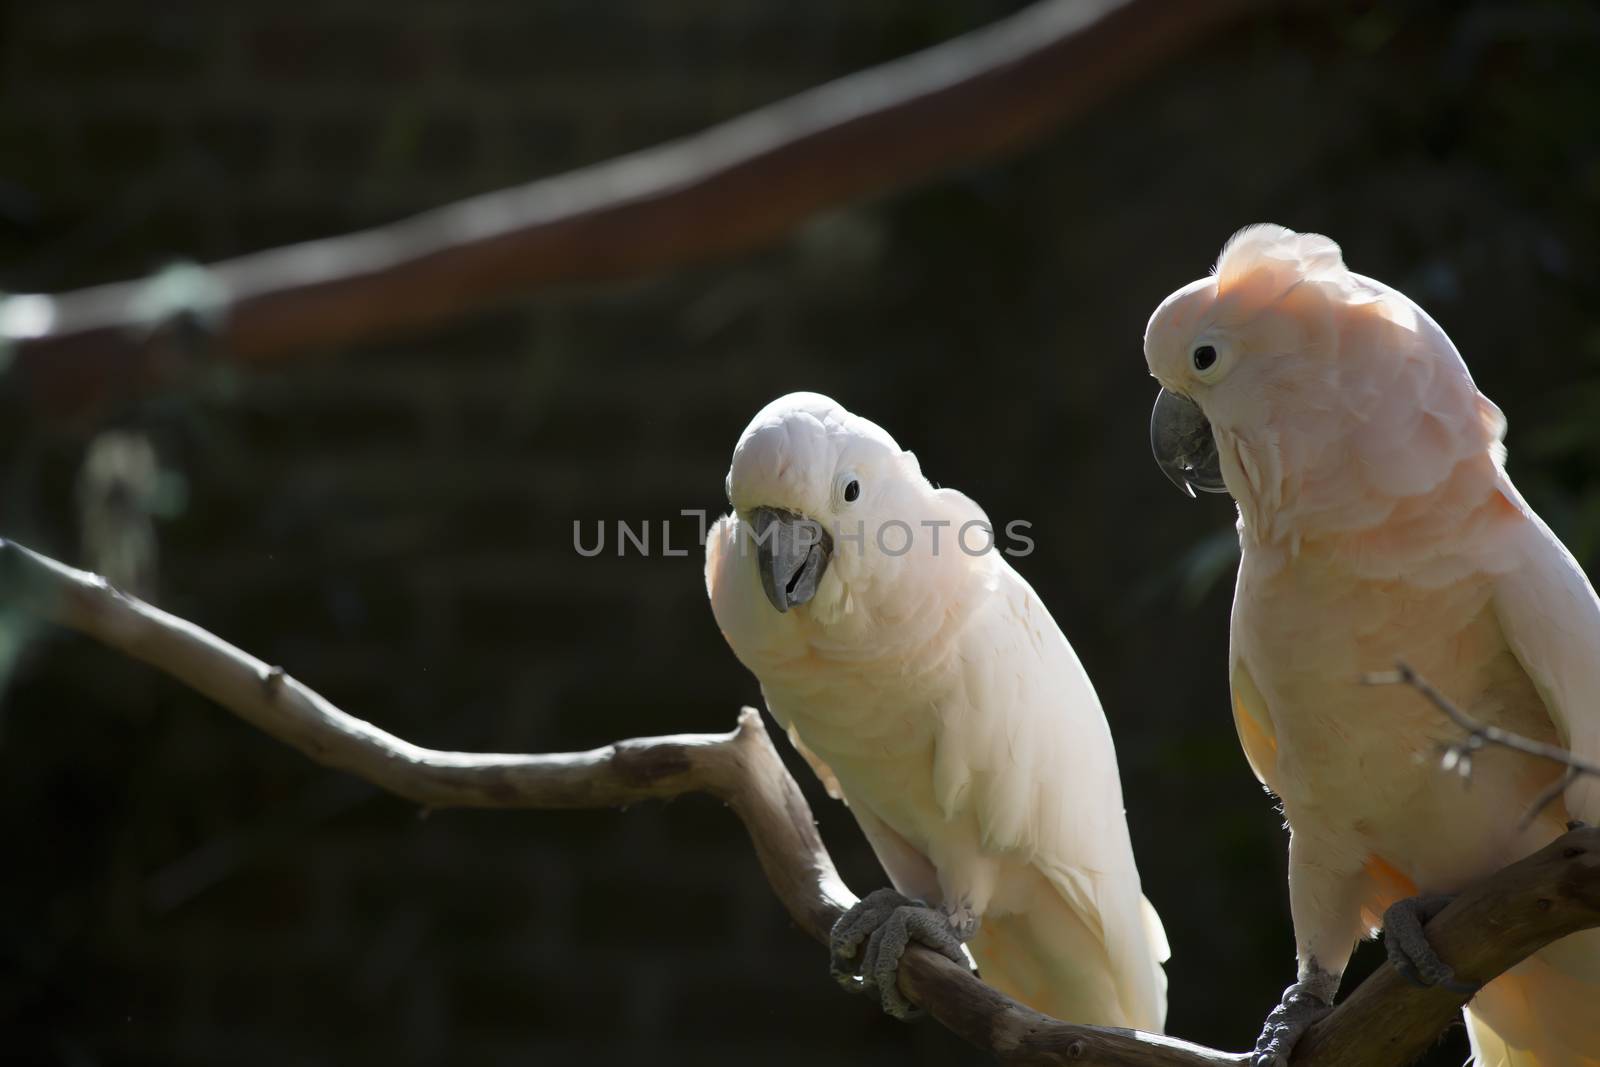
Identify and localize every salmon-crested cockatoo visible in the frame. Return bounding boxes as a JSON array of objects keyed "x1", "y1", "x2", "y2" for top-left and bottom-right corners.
[
  {"x1": 705, "y1": 392, "x2": 1169, "y2": 1029},
  {"x1": 1145, "y1": 224, "x2": 1600, "y2": 1067}
]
